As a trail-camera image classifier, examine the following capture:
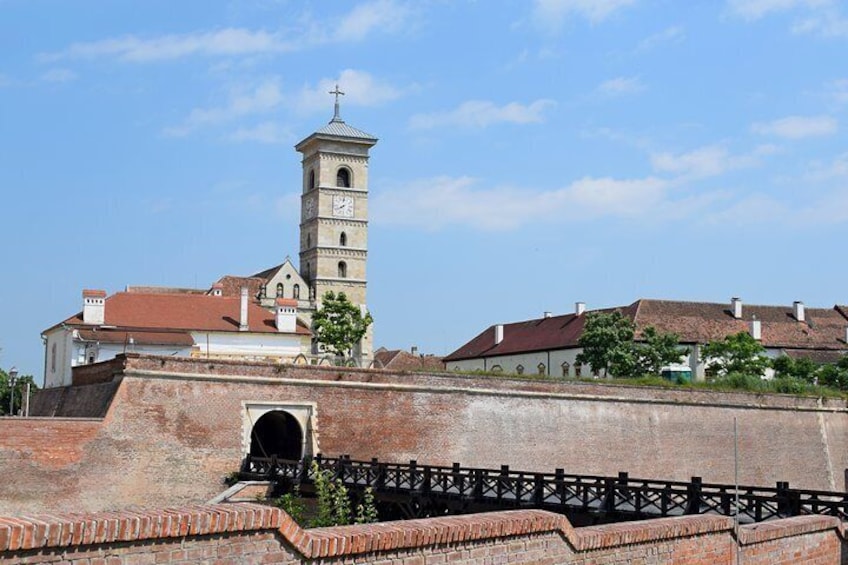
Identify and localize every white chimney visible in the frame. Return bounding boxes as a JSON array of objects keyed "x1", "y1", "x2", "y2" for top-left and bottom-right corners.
[
  {"x1": 82, "y1": 289, "x2": 106, "y2": 325},
  {"x1": 575, "y1": 302, "x2": 586, "y2": 316},
  {"x1": 239, "y1": 287, "x2": 249, "y2": 331},
  {"x1": 731, "y1": 297, "x2": 743, "y2": 319},
  {"x1": 793, "y1": 301, "x2": 805, "y2": 323},
  {"x1": 275, "y1": 298, "x2": 297, "y2": 333},
  {"x1": 543, "y1": 311, "x2": 552, "y2": 319},
  {"x1": 411, "y1": 345, "x2": 419, "y2": 356},
  {"x1": 494, "y1": 324, "x2": 504, "y2": 345},
  {"x1": 750, "y1": 317, "x2": 762, "y2": 341}
]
